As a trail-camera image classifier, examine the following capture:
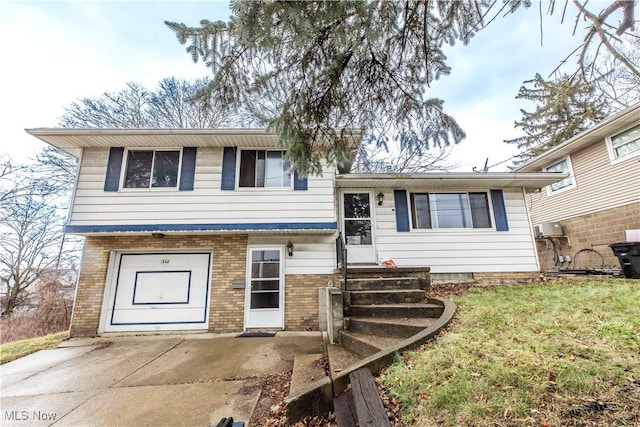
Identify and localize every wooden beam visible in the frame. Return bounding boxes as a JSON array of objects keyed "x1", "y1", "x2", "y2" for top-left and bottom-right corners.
[{"x1": 349, "y1": 367, "x2": 390, "y2": 426}]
